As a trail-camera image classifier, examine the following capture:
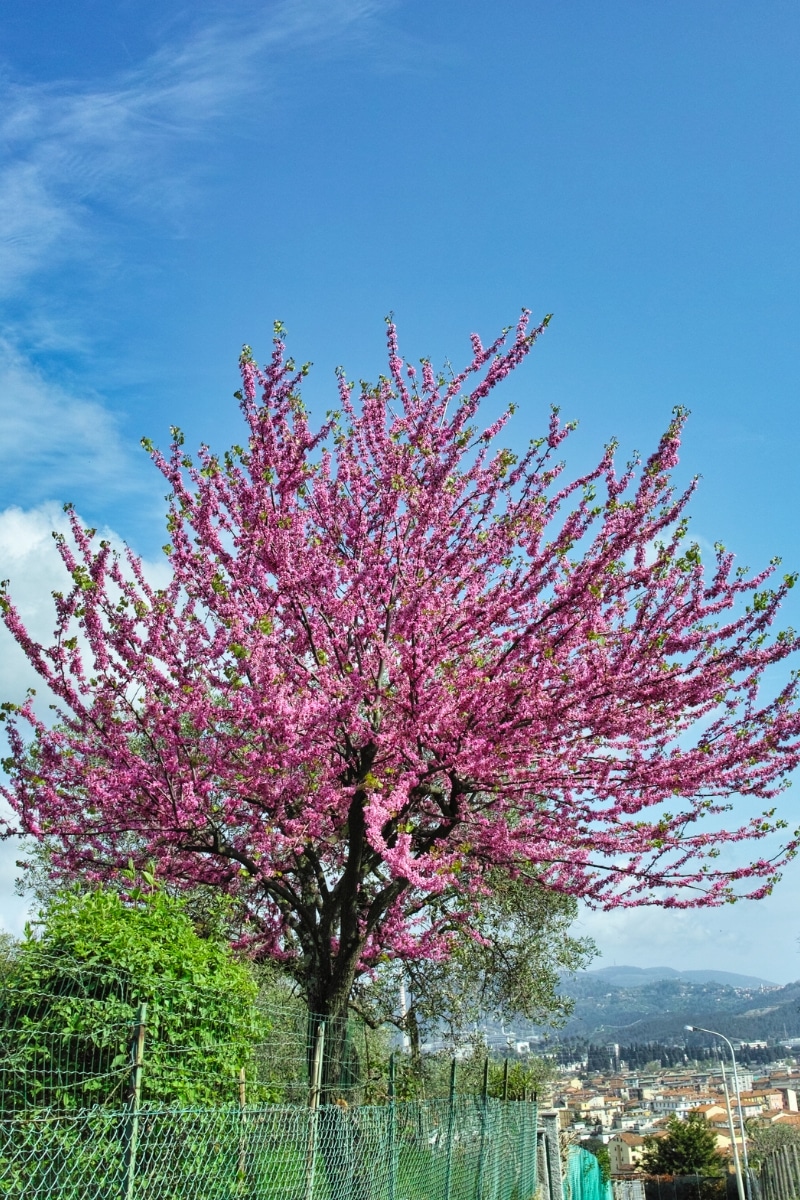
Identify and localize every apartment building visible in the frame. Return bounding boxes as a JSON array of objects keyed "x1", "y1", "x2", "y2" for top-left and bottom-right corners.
[{"x1": 608, "y1": 1133, "x2": 646, "y2": 1174}]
